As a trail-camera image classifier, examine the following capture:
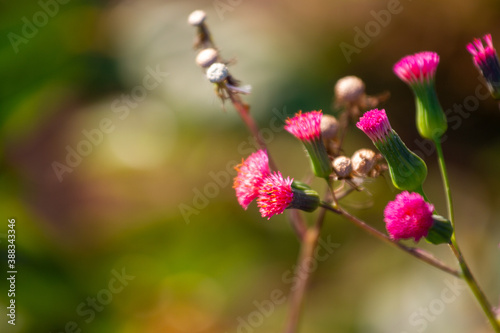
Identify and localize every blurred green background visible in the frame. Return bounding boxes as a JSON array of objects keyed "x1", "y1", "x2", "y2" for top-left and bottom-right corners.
[{"x1": 1, "y1": 0, "x2": 500, "y2": 332}]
